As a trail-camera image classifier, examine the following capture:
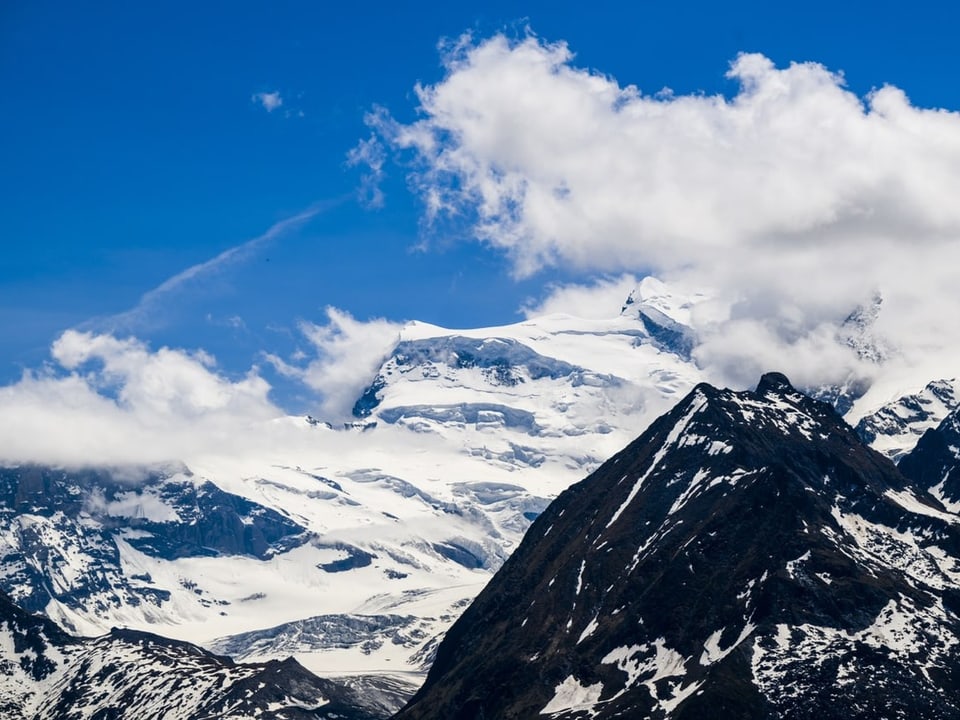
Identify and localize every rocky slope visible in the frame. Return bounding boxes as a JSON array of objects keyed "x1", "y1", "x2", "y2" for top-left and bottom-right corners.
[
  {"x1": 395, "y1": 373, "x2": 960, "y2": 719},
  {"x1": 900, "y1": 404, "x2": 960, "y2": 512},
  {"x1": 0, "y1": 589, "x2": 413, "y2": 719}
]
